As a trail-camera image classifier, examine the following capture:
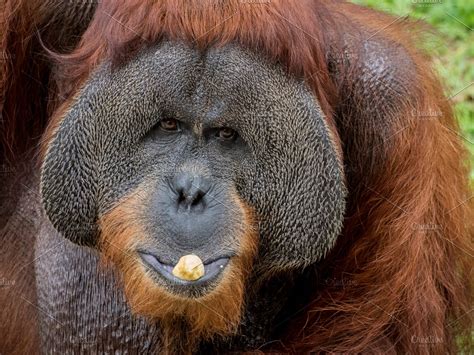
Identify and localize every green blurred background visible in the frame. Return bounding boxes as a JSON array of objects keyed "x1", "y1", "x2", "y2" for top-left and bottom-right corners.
[{"x1": 353, "y1": 0, "x2": 474, "y2": 180}]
